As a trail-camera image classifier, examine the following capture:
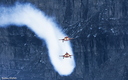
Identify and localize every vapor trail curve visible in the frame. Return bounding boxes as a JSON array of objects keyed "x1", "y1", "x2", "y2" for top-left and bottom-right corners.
[{"x1": 0, "y1": 3, "x2": 75, "y2": 76}]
